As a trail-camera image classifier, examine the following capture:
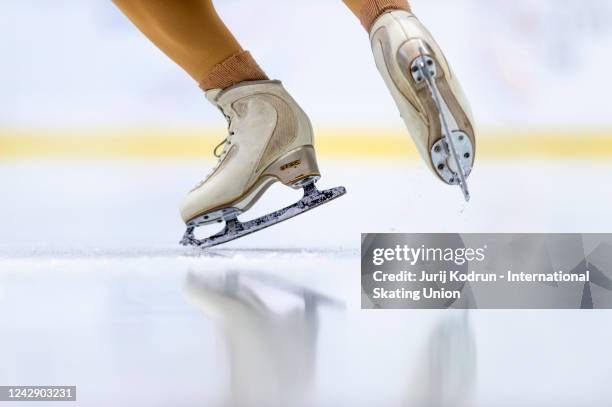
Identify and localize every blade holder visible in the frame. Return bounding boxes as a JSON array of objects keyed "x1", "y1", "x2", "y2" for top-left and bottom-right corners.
[
  {"x1": 430, "y1": 131, "x2": 473, "y2": 185},
  {"x1": 411, "y1": 48, "x2": 472, "y2": 202}
]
